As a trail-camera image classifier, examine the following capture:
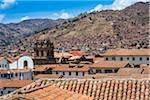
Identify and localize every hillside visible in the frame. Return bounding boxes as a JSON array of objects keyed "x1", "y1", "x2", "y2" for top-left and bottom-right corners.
[
  {"x1": 3, "y1": 2, "x2": 150, "y2": 55},
  {"x1": 0, "y1": 19, "x2": 65, "y2": 46}
]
